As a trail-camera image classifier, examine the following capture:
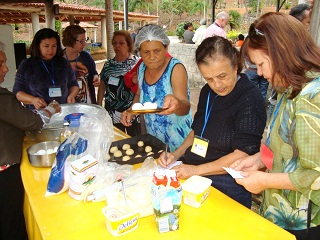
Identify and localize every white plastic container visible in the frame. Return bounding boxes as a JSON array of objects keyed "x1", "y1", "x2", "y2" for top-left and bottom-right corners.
[
  {"x1": 102, "y1": 203, "x2": 139, "y2": 236},
  {"x1": 182, "y1": 176, "x2": 212, "y2": 208}
]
